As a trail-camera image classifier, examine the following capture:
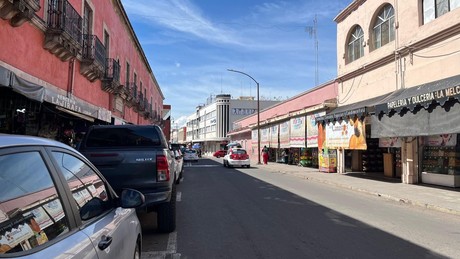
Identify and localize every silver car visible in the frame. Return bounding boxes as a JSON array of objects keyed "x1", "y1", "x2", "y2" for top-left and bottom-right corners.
[{"x1": 0, "y1": 134, "x2": 144, "y2": 258}]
